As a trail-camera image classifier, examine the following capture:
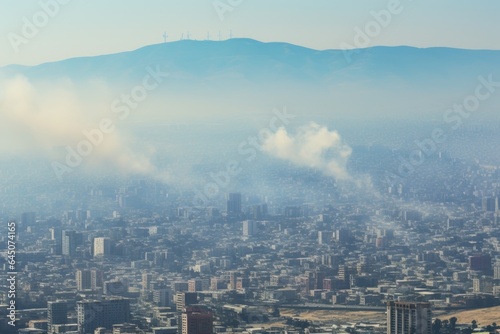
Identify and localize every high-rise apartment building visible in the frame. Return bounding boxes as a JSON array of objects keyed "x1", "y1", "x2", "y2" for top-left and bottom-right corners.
[
  {"x1": 242, "y1": 220, "x2": 256, "y2": 236},
  {"x1": 387, "y1": 301, "x2": 432, "y2": 334},
  {"x1": 76, "y1": 269, "x2": 92, "y2": 291},
  {"x1": 48, "y1": 301, "x2": 68, "y2": 333},
  {"x1": 469, "y1": 254, "x2": 492, "y2": 274},
  {"x1": 181, "y1": 306, "x2": 213, "y2": 334},
  {"x1": 229, "y1": 271, "x2": 238, "y2": 290},
  {"x1": 175, "y1": 292, "x2": 197, "y2": 312},
  {"x1": 94, "y1": 237, "x2": 111, "y2": 257},
  {"x1": 62, "y1": 230, "x2": 77, "y2": 257},
  {"x1": 226, "y1": 193, "x2": 241, "y2": 217},
  {"x1": 494, "y1": 262, "x2": 500, "y2": 279},
  {"x1": 76, "y1": 269, "x2": 103, "y2": 291},
  {"x1": 77, "y1": 298, "x2": 130, "y2": 334},
  {"x1": 142, "y1": 273, "x2": 153, "y2": 291}
]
